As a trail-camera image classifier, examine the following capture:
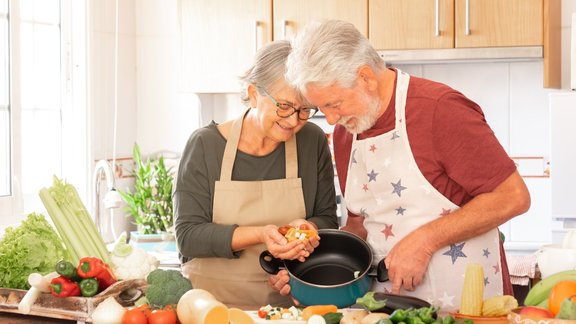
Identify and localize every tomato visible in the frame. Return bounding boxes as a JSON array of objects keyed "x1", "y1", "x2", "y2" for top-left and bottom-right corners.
[
  {"x1": 257, "y1": 309, "x2": 268, "y2": 318},
  {"x1": 148, "y1": 309, "x2": 177, "y2": 324},
  {"x1": 278, "y1": 225, "x2": 291, "y2": 236},
  {"x1": 122, "y1": 307, "x2": 149, "y2": 324},
  {"x1": 548, "y1": 280, "x2": 576, "y2": 315},
  {"x1": 299, "y1": 223, "x2": 311, "y2": 230}
]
